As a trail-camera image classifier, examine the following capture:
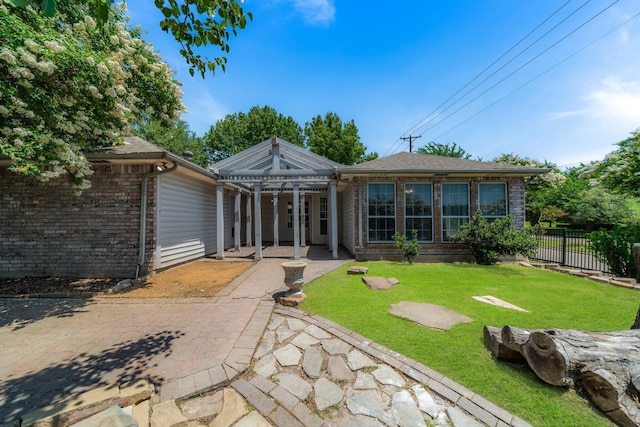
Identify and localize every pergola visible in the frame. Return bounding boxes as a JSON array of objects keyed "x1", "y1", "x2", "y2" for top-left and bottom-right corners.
[{"x1": 210, "y1": 136, "x2": 342, "y2": 260}]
